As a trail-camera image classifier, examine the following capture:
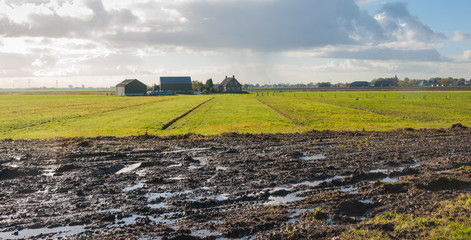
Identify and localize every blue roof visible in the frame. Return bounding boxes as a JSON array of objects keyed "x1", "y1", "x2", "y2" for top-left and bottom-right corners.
[{"x1": 160, "y1": 76, "x2": 191, "y2": 85}]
